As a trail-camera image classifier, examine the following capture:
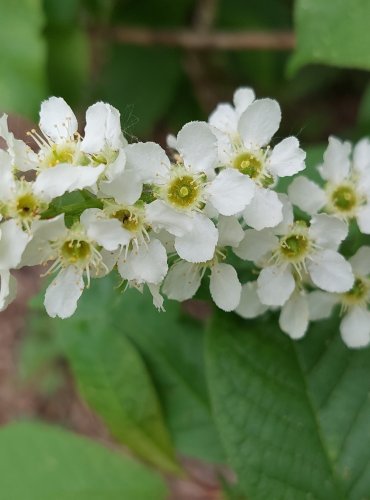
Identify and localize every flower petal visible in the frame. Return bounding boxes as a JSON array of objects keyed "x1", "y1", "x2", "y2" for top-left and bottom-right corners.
[
  {"x1": 349, "y1": 246, "x2": 370, "y2": 275},
  {"x1": 243, "y1": 187, "x2": 283, "y2": 230},
  {"x1": 125, "y1": 142, "x2": 170, "y2": 183},
  {"x1": 235, "y1": 281, "x2": 268, "y2": 319},
  {"x1": 319, "y1": 136, "x2": 351, "y2": 183},
  {"x1": 233, "y1": 87, "x2": 255, "y2": 115},
  {"x1": 39, "y1": 97, "x2": 77, "y2": 143},
  {"x1": 309, "y1": 214, "x2": 348, "y2": 250},
  {"x1": 353, "y1": 138, "x2": 370, "y2": 173},
  {"x1": 176, "y1": 121, "x2": 218, "y2": 173},
  {"x1": 308, "y1": 249, "x2": 354, "y2": 293},
  {"x1": 238, "y1": 98, "x2": 281, "y2": 148},
  {"x1": 34, "y1": 164, "x2": 104, "y2": 201},
  {"x1": 21, "y1": 215, "x2": 66, "y2": 266},
  {"x1": 356, "y1": 204, "x2": 370, "y2": 234},
  {"x1": 80, "y1": 208, "x2": 131, "y2": 251},
  {"x1": 175, "y1": 214, "x2": 218, "y2": 263},
  {"x1": 209, "y1": 104, "x2": 237, "y2": 133},
  {"x1": 118, "y1": 239, "x2": 168, "y2": 284},
  {"x1": 81, "y1": 102, "x2": 125, "y2": 154},
  {"x1": 145, "y1": 200, "x2": 194, "y2": 237},
  {"x1": 307, "y1": 290, "x2": 337, "y2": 321},
  {"x1": 234, "y1": 228, "x2": 278, "y2": 262},
  {"x1": 268, "y1": 137, "x2": 306, "y2": 177},
  {"x1": 288, "y1": 176, "x2": 326, "y2": 215},
  {"x1": 0, "y1": 270, "x2": 17, "y2": 311},
  {"x1": 257, "y1": 264, "x2": 295, "y2": 306},
  {"x1": 206, "y1": 168, "x2": 255, "y2": 215},
  {"x1": 163, "y1": 260, "x2": 201, "y2": 301},
  {"x1": 217, "y1": 215, "x2": 244, "y2": 248},
  {"x1": 279, "y1": 292, "x2": 309, "y2": 339},
  {"x1": 44, "y1": 266, "x2": 84, "y2": 318},
  {"x1": 209, "y1": 263, "x2": 241, "y2": 311},
  {"x1": 340, "y1": 307, "x2": 370, "y2": 348},
  {"x1": 0, "y1": 220, "x2": 30, "y2": 269},
  {"x1": 100, "y1": 151, "x2": 142, "y2": 205}
]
